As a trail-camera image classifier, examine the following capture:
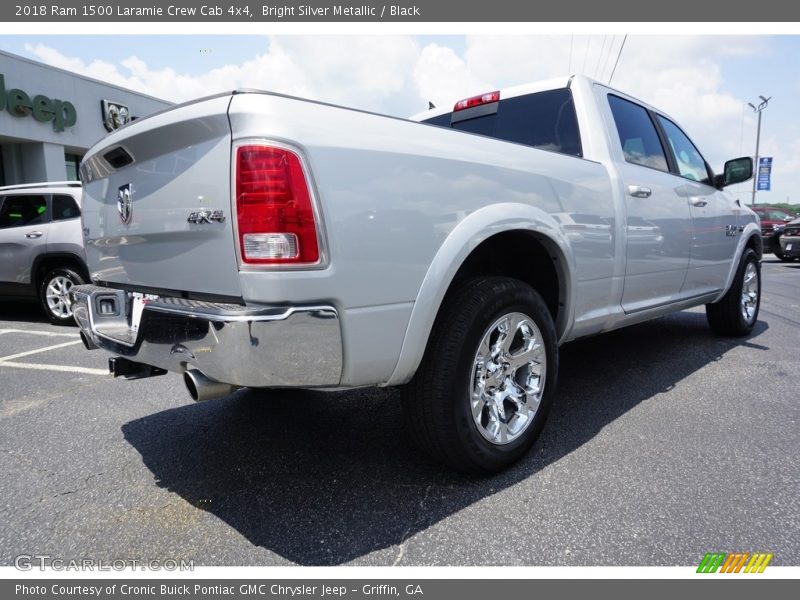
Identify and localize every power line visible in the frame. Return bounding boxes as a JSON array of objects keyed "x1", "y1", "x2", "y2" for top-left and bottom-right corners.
[
  {"x1": 594, "y1": 35, "x2": 608, "y2": 78},
  {"x1": 608, "y1": 34, "x2": 628, "y2": 85},
  {"x1": 568, "y1": 35, "x2": 574, "y2": 74},
  {"x1": 600, "y1": 35, "x2": 617, "y2": 81},
  {"x1": 582, "y1": 35, "x2": 591, "y2": 75}
]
